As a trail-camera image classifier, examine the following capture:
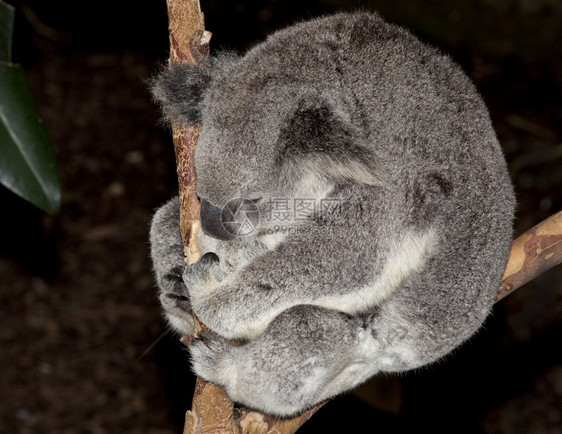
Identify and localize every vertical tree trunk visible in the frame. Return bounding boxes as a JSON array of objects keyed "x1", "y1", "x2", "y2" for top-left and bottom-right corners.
[
  {"x1": 165, "y1": 0, "x2": 209, "y2": 265},
  {"x1": 164, "y1": 1, "x2": 234, "y2": 433}
]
